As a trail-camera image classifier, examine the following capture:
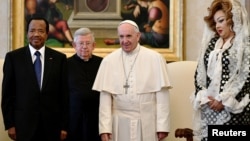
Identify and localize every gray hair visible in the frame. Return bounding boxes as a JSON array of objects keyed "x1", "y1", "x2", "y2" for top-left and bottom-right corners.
[{"x1": 73, "y1": 28, "x2": 95, "y2": 42}]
